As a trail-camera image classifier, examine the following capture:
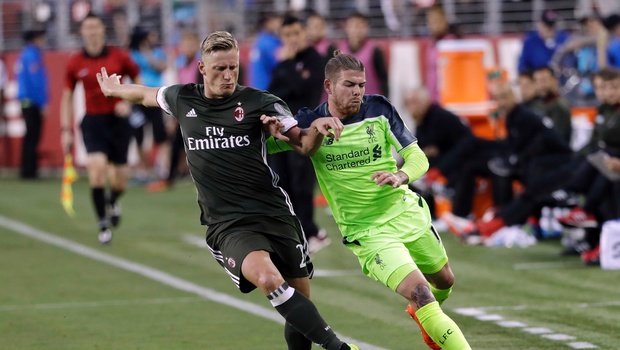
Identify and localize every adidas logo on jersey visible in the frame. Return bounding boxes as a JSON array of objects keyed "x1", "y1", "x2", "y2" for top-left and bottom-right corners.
[{"x1": 186, "y1": 109, "x2": 197, "y2": 118}]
